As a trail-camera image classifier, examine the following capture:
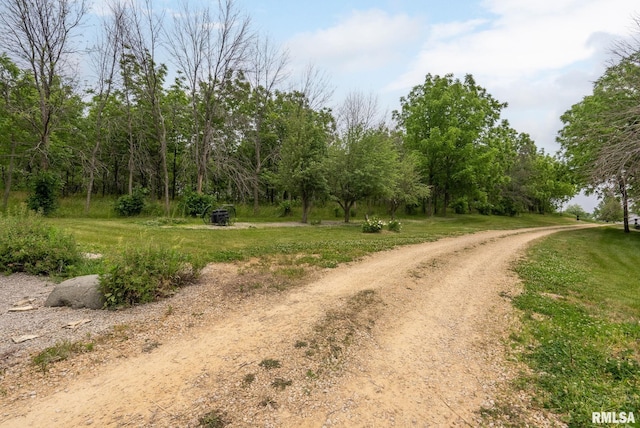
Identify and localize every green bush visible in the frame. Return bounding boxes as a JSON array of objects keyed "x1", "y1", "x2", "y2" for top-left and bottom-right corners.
[
  {"x1": 99, "y1": 246, "x2": 202, "y2": 307},
  {"x1": 0, "y1": 209, "x2": 81, "y2": 275},
  {"x1": 387, "y1": 219, "x2": 402, "y2": 232},
  {"x1": 26, "y1": 171, "x2": 60, "y2": 216},
  {"x1": 114, "y1": 187, "x2": 147, "y2": 216},
  {"x1": 181, "y1": 191, "x2": 215, "y2": 217},
  {"x1": 361, "y1": 216, "x2": 385, "y2": 233}
]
